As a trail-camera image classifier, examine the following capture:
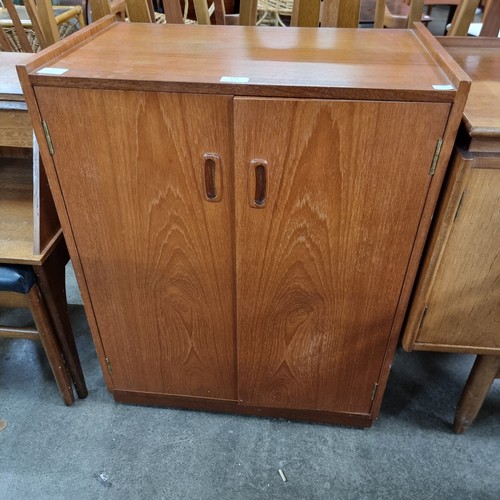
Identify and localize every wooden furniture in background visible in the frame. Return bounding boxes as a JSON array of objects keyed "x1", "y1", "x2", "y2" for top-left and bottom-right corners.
[
  {"x1": 0, "y1": 0, "x2": 33, "y2": 52},
  {"x1": 402, "y1": 0, "x2": 461, "y2": 32},
  {"x1": 190, "y1": 0, "x2": 216, "y2": 24},
  {"x1": 0, "y1": 51, "x2": 87, "y2": 404},
  {"x1": 375, "y1": 0, "x2": 427, "y2": 28},
  {"x1": 403, "y1": 36, "x2": 500, "y2": 432},
  {"x1": 289, "y1": 0, "x2": 426, "y2": 28},
  {"x1": 255, "y1": 0, "x2": 292, "y2": 26},
  {"x1": 89, "y1": 0, "x2": 155, "y2": 22},
  {"x1": 217, "y1": 0, "x2": 371, "y2": 27},
  {"x1": 290, "y1": 0, "x2": 363, "y2": 27},
  {"x1": 0, "y1": 52, "x2": 32, "y2": 150},
  {"x1": 194, "y1": 0, "x2": 248, "y2": 25},
  {"x1": 126, "y1": 0, "x2": 155, "y2": 21},
  {"x1": 18, "y1": 18, "x2": 469, "y2": 426},
  {"x1": 0, "y1": 264, "x2": 75, "y2": 405},
  {"x1": 480, "y1": 0, "x2": 500, "y2": 36},
  {"x1": 89, "y1": 0, "x2": 128, "y2": 21},
  {"x1": 446, "y1": 0, "x2": 480, "y2": 35},
  {"x1": 460, "y1": 0, "x2": 500, "y2": 37},
  {"x1": 0, "y1": 0, "x2": 85, "y2": 51},
  {"x1": 454, "y1": 355, "x2": 500, "y2": 433}
]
